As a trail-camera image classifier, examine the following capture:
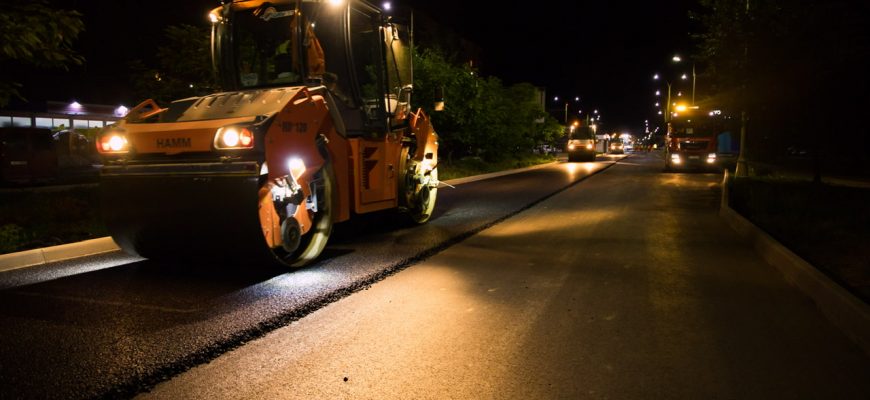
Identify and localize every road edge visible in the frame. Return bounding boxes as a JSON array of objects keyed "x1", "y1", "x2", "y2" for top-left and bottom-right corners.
[
  {"x1": 0, "y1": 236, "x2": 120, "y2": 272},
  {"x1": 719, "y1": 169, "x2": 870, "y2": 356},
  {"x1": 0, "y1": 159, "x2": 582, "y2": 272}
]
